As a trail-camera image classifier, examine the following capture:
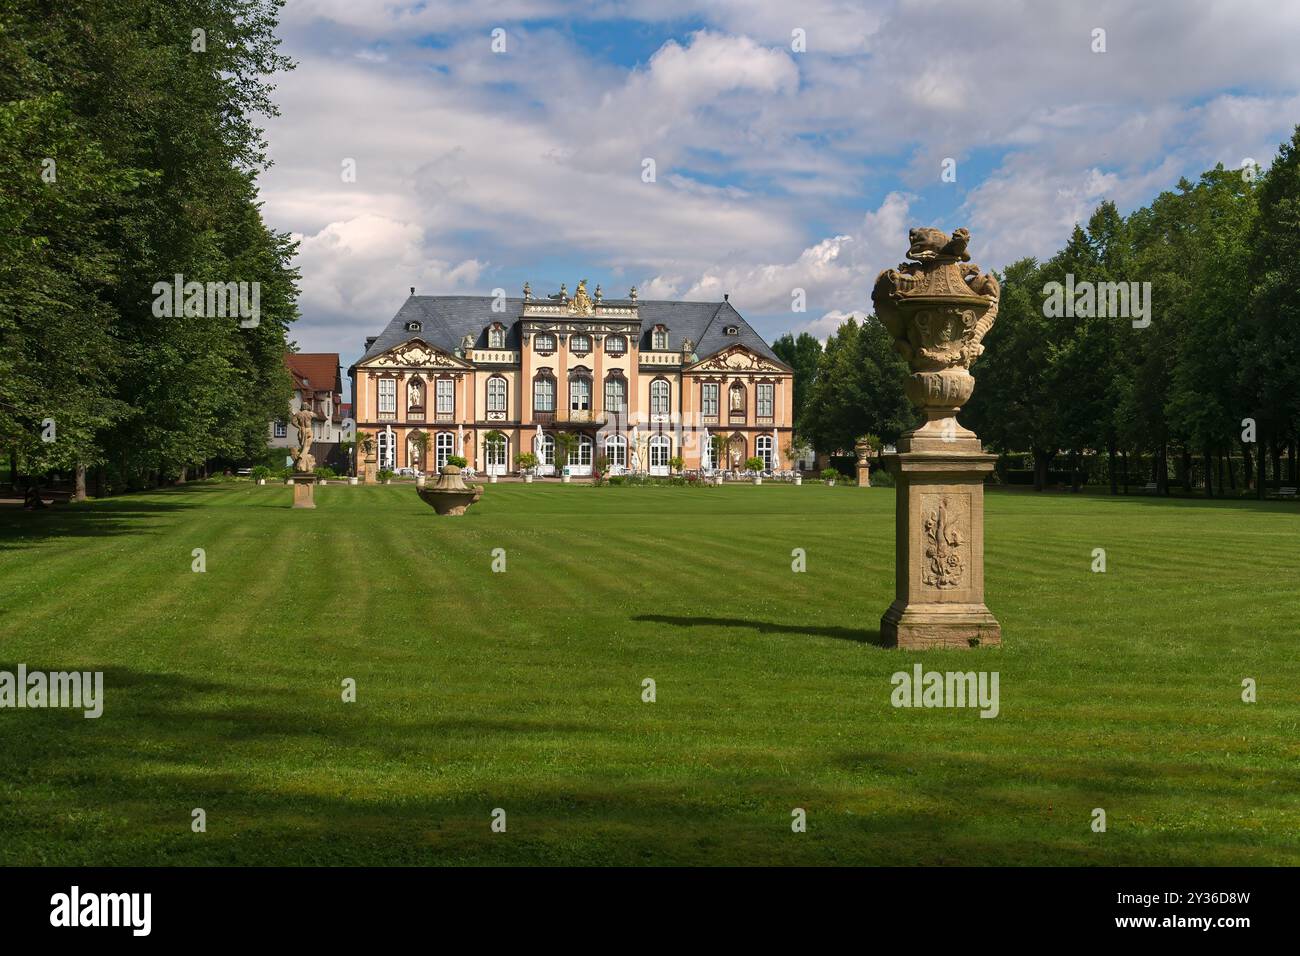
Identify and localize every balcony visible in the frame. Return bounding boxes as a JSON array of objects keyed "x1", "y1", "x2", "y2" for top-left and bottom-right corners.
[{"x1": 533, "y1": 410, "x2": 555, "y2": 425}]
